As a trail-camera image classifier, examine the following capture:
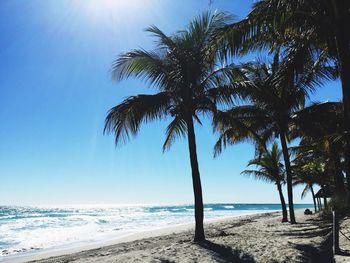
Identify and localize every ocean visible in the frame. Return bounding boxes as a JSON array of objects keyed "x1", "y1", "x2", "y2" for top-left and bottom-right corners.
[{"x1": 0, "y1": 203, "x2": 312, "y2": 260}]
